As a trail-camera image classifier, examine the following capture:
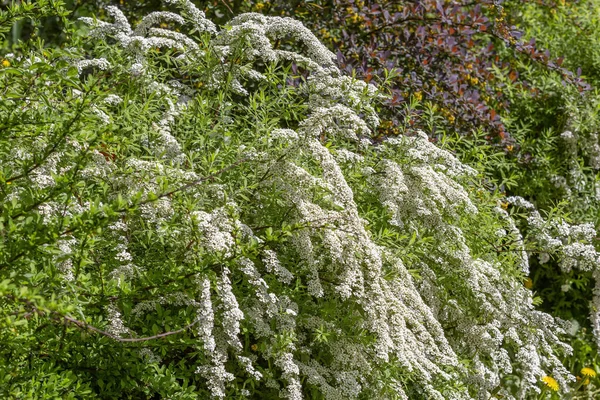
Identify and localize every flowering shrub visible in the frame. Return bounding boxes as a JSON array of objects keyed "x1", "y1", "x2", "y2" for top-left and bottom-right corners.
[{"x1": 3, "y1": 1, "x2": 600, "y2": 399}]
